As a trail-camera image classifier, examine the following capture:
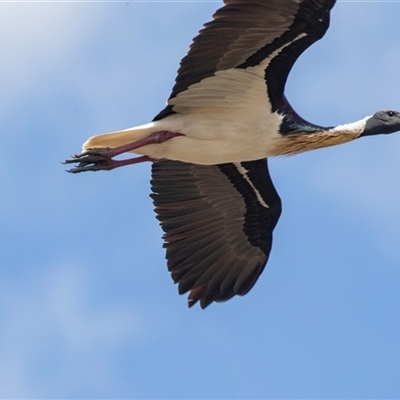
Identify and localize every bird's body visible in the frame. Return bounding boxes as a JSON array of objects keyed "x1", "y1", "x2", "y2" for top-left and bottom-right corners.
[
  {"x1": 66, "y1": 0, "x2": 400, "y2": 308},
  {"x1": 83, "y1": 106, "x2": 284, "y2": 165}
]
